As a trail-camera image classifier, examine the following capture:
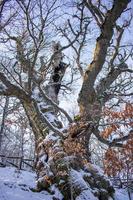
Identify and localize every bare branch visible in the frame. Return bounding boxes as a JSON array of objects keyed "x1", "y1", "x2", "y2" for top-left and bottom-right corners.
[
  {"x1": 96, "y1": 63, "x2": 132, "y2": 96},
  {"x1": 83, "y1": 0, "x2": 104, "y2": 26},
  {"x1": 93, "y1": 128, "x2": 132, "y2": 148}
]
